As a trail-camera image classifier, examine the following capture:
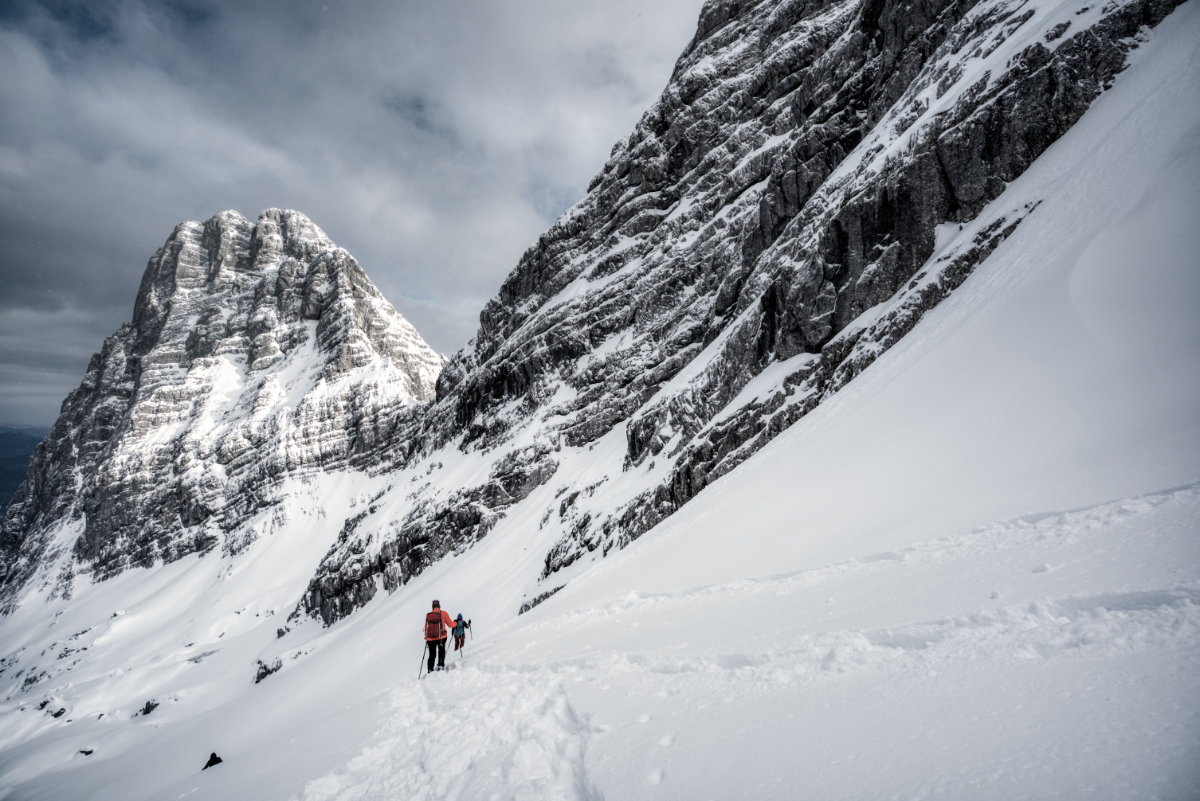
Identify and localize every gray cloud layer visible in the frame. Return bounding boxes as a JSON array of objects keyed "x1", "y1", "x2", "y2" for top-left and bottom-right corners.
[{"x1": 0, "y1": 0, "x2": 705, "y2": 427}]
